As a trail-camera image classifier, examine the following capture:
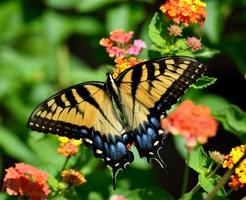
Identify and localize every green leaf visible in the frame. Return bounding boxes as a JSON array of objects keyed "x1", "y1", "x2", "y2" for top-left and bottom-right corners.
[
  {"x1": 180, "y1": 192, "x2": 204, "y2": 200},
  {"x1": 126, "y1": 187, "x2": 174, "y2": 200},
  {"x1": 187, "y1": 146, "x2": 211, "y2": 175},
  {"x1": 194, "y1": 47, "x2": 220, "y2": 58},
  {"x1": 204, "y1": 1, "x2": 229, "y2": 44},
  {"x1": 173, "y1": 39, "x2": 188, "y2": 51},
  {"x1": 214, "y1": 105, "x2": 246, "y2": 142},
  {"x1": 106, "y1": 4, "x2": 145, "y2": 32},
  {"x1": 48, "y1": 174, "x2": 59, "y2": 191},
  {"x1": 191, "y1": 76, "x2": 217, "y2": 89},
  {"x1": 0, "y1": 193, "x2": 16, "y2": 200},
  {"x1": 173, "y1": 135, "x2": 187, "y2": 159},
  {"x1": 45, "y1": 0, "x2": 75, "y2": 9},
  {"x1": 0, "y1": 1, "x2": 24, "y2": 43},
  {"x1": 88, "y1": 192, "x2": 104, "y2": 200},
  {"x1": 27, "y1": 132, "x2": 65, "y2": 167},
  {"x1": 198, "y1": 175, "x2": 226, "y2": 197},
  {"x1": 106, "y1": 4, "x2": 130, "y2": 31},
  {"x1": 0, "y1": 127, "x2": 37, "y2": 163},
  {"x1": 131, "y1": 147, "x2": 150, "y2": 170},
  {"x1": 148, "y1": 13, "x2": 166, "y2": 47},
  {"x1": 77, "y1": 0, "x2": 114, "y2": 12}
]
